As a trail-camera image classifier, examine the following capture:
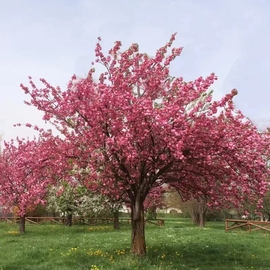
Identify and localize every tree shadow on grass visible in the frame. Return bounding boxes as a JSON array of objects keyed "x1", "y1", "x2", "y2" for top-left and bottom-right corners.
[
  {"x1": 2, "y1": 240, "x2": 270, "y2": 270},
  {"x1": 145, "y1": 240, "x2": 270, "y2": 270}
]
